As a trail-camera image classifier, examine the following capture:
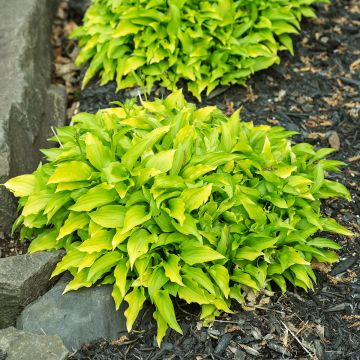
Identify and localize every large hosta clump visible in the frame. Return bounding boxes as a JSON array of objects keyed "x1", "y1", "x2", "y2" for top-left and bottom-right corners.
[
  {"x1": 5, "y1": 91, "x2": 351, "y2": 344},
  {"x1": 71, "y1": 0, "x2": 329, "y2": 99}
]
